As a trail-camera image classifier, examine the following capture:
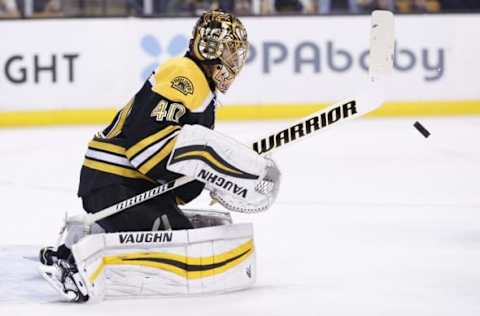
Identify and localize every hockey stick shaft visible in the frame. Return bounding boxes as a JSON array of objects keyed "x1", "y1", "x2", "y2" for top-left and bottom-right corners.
[
  {"x1": 66, "y1": 177, "x2": 193, "y2": 226},
  {"x1": 251, "y1": 87, "x2": 383, "y2": 156}
]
